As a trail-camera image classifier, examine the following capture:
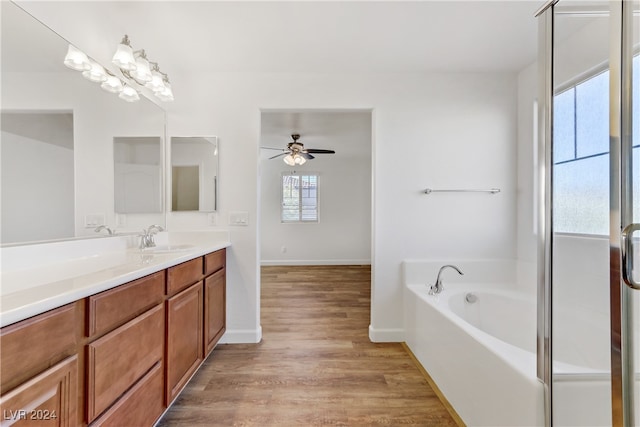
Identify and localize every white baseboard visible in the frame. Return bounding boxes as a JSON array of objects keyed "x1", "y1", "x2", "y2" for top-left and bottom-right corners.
[
  {"x1": 261, "y1": 259, "x2": 371, "y2": 266},
  {"x1": 219, "y1": 326, "x2": 263, "y2": 344},
  {"x1": 368, "y1": 324, "x2": 404, "y2": 342}
]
